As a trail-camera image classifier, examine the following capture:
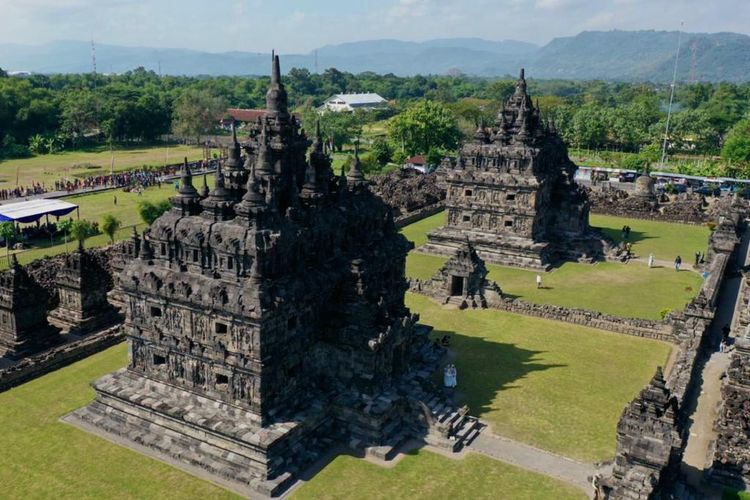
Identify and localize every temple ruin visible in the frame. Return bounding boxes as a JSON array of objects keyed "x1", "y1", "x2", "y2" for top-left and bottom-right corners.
[
  {"x1": 422, "y1": 69, "x2": 609, "y2": 270},
  {"x1": 48, "y1": 243, "x2": 119, "y2": 335},
  {"x1": 0, "y1": 255, "x2": 61, "y2": 359},
  {"x1": 69, "y1": 55, "x2": 476, "y2": 496}
]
